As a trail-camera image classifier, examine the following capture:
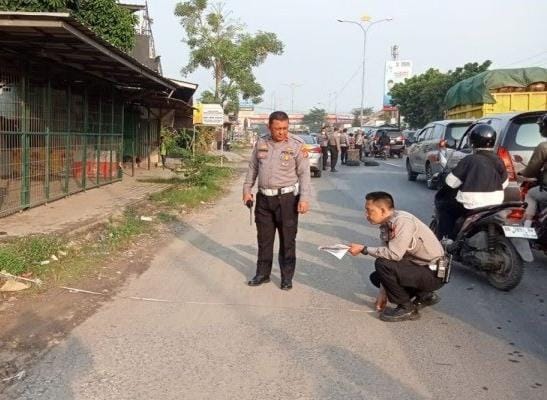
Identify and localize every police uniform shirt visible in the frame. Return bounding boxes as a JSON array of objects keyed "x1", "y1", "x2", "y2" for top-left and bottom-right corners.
[
  {"x1": 328, "y1": 131, "x2": 341, "y2": 147},
  {"x1": 243, "y1": 134, "x2": 312, "y2": 202},
  {"x1": 340, "y1": 133, "x2": 348, "y2": 147},
  {"x1": 367, "y1": 211, "x2": 445, "y2": 265}
]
